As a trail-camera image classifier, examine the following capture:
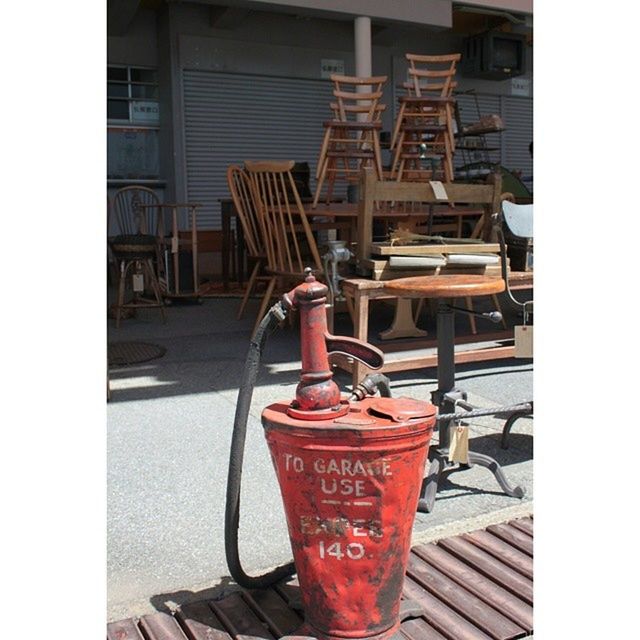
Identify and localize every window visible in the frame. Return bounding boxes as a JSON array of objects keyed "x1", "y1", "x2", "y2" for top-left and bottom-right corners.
[
  {"x1": 108, "y1": 65, "x2": 161, "y2": 181},
  {"x1": 108, "y1": 65, "x2": 159, "y2": 124}
]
